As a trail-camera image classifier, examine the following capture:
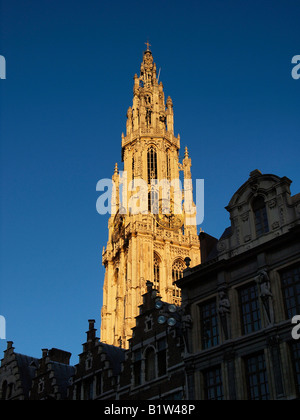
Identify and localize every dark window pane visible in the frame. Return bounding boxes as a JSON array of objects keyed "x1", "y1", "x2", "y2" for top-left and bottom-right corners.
[
  {"x1": 134, "y1": 361, "x2": 142, "y2": 386},
  {"x1": 158, "y1": 349, "x2": 167, "y2": 377},
  {"x1": 291, "y1": 341, "x2": 300, "y2": 396},
  {"x1": 239, "y1": 284, "x2": 261, "y2": 335},
  {"x1": 252, "y1": 196, "x2": 269, "y2": 237},
  {"x1": 133, "y1": 349, "x2": 142, "y2": 386},
  {"x1": 203, "y1": 366, "x2": 223, "y2": 400},
  {"x1": 200, "y1": 300, "x2": 219, "y2": 349},
  {"x1": 84, "y1": 378, "x2": 93, "y2": 400},
  {"x1": 96, "y1": 373, "x2": 102, "y2": 396},
  {"x1": 245, "y1": 353, "x2": 270, "y2": 400},
  {"x1": 281, "y1": 266, "x2": 300, "y2": 319},
  {"x1": 145, "y1": 348, "x2": 156, "y2": 382}
]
